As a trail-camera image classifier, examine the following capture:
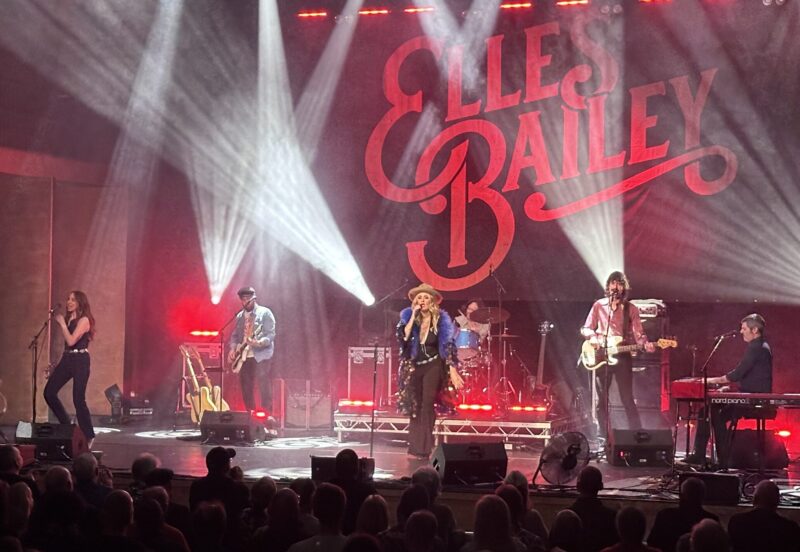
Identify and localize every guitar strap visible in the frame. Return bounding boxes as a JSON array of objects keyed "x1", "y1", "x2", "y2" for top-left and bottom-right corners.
[{"x1": 622, "y1": 301, "x2": 631, "y2": 343}]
